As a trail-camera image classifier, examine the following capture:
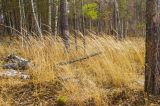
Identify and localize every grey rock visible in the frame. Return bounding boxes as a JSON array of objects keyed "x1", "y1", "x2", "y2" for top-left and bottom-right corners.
[
  {"x1": 0, "y1": 54, "x2": 32, "y2": 80},
  {"x1": 3, "y1": 54, "x2": 33, "y2": 70},
  {"x1": 3, "y1": 63, "x2": 19, "y2": 70},
  {"x1": 0, "y1": 69, "x2": 18, "y2": 77},
  {"x1": 0, "y1": 69, "x2": 30, "y2": 80},
  {"x1": 5, "y1": 54, "x2": 29, "y2": 63}
]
